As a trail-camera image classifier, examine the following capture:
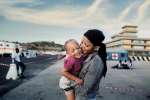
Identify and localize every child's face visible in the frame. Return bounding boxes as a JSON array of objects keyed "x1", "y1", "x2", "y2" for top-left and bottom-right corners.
[{"x1": 67, "y1": 42, "x2": 82, "y2": 58}]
